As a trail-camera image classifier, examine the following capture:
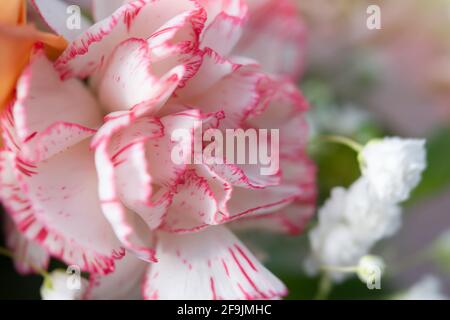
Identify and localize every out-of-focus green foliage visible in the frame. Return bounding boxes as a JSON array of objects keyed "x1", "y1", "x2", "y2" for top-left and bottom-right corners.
[
  {"x1": 431, "y1": 230, "x2": 450, "y2": 275},
  {"x1": 410, "y1": 126, "x2": 450, "y2": 202},
  {"x1": 302, "y1": 78, "x2": 384, "y2": 203},
  {"x1": 312, "y1": 144, "x2": 359, "y2": 203},
  {"x1": 241, "y1": 229, "x2": 391, "y2": 300}
]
